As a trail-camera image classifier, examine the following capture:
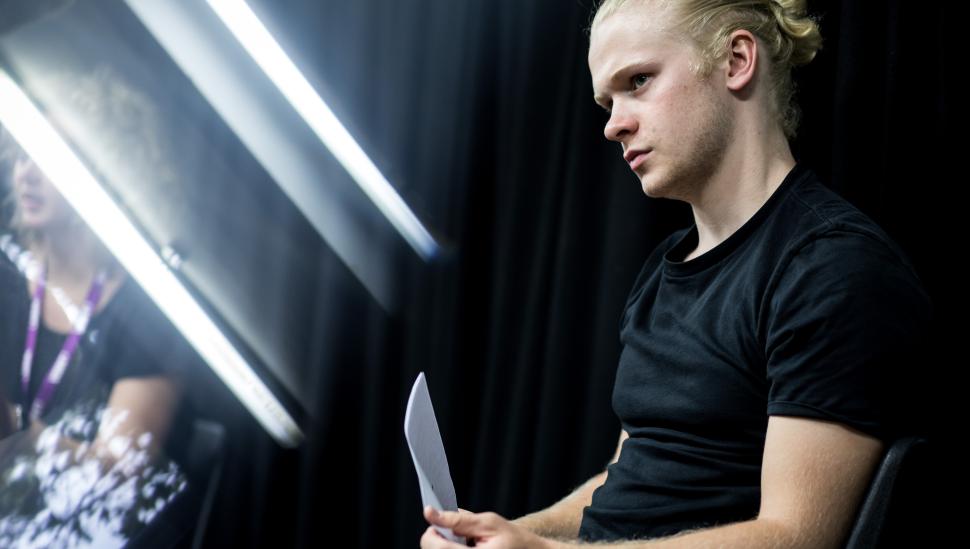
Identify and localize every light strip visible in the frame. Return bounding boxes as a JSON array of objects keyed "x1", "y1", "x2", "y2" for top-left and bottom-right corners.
[
  {"x1": 206, "y1": 0, "x2": 439, "y2": 261},
  {"x1": 0, "y1": 70, "x2": 303, "y2": 448}
]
